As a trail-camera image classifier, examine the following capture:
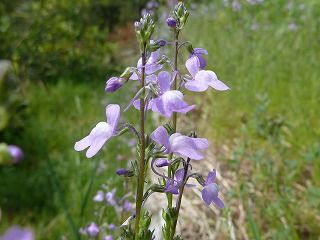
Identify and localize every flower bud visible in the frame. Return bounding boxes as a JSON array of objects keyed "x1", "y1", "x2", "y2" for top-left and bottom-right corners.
[
  {"x1": 116, "y1": 168, "x2": 134, "y2": 177},
  {"x1": 148, "y1": 39, "x2": 167, "y2": 52},
  {"x1": 135, "y1": 14, "x2": 155, "y2": 46},
  {"x1": 155, "y1": 158, "x2": 170, "y2": 167},
  {"x1": 166, "y1": 17, "x2": 177, "y2": 28},
  {"x1": 134, "y1": 21, "x2": 141, "y2": 32},
  {"x1": 105, "y1": 77, "x2": 123, "y2": 93}
]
